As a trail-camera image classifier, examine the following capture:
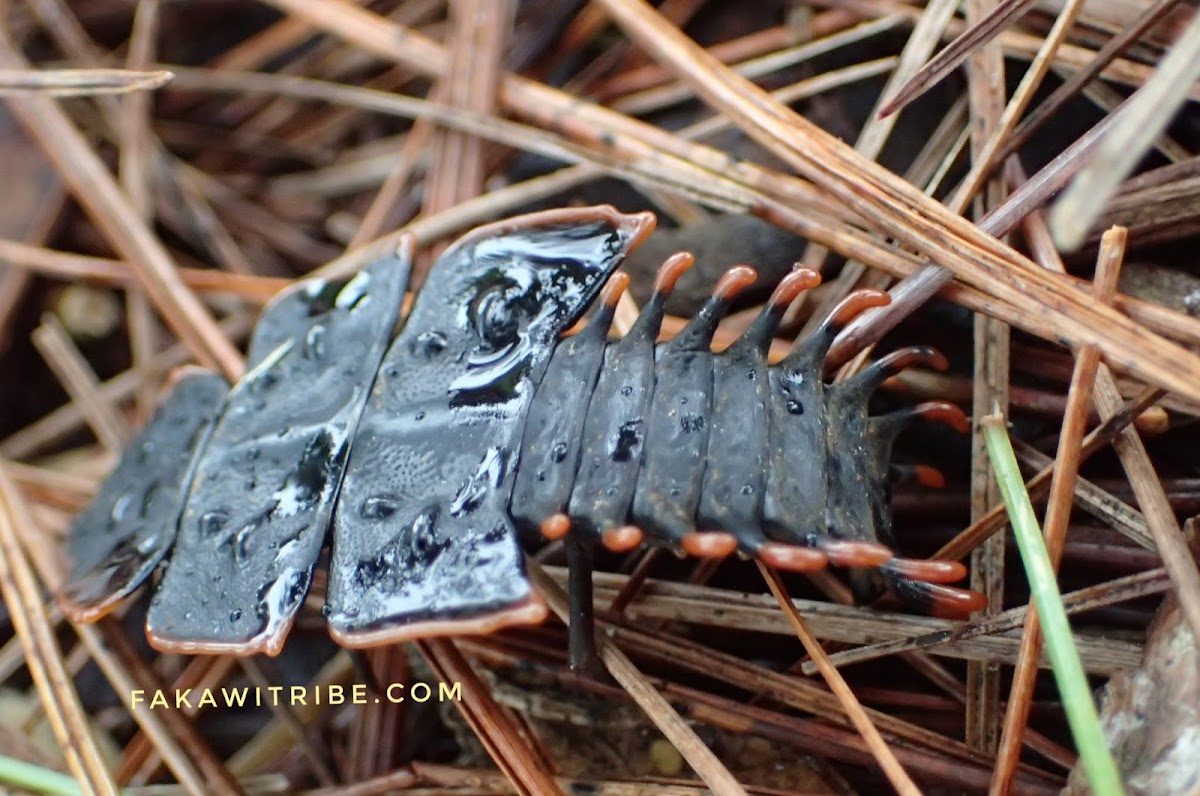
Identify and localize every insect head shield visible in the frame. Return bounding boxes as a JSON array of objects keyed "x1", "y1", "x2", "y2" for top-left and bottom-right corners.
[{"x1": 450, "y1": 226, "x2": 629, "y2": 404}]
